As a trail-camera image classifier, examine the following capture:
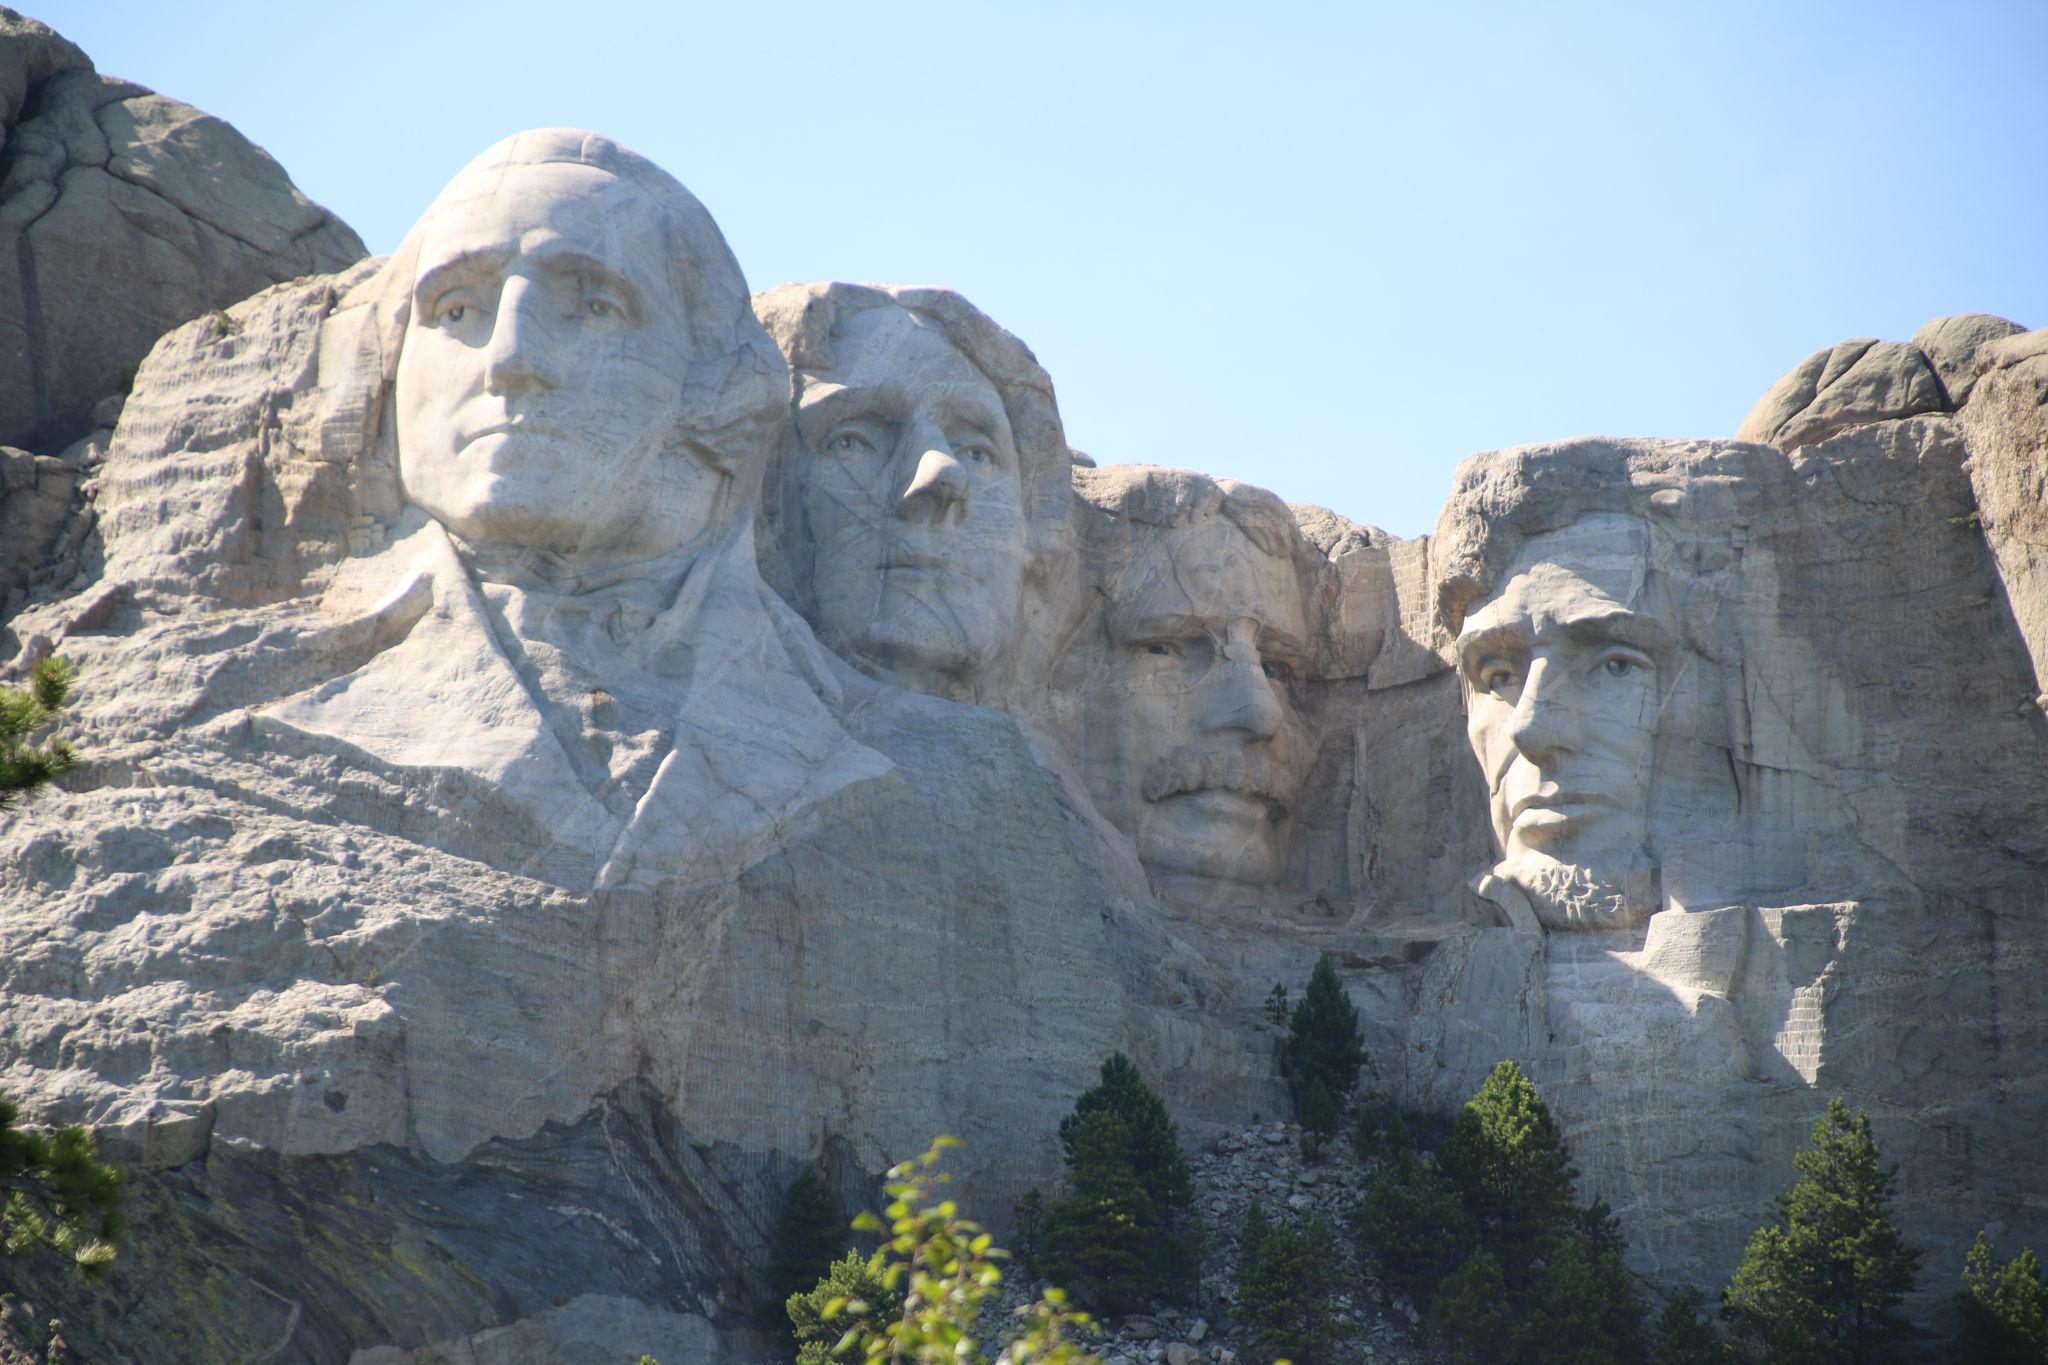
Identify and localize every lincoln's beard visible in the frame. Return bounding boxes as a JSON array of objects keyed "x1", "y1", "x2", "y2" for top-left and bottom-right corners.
[{"x1": 1499, "y1": 848, "x2": 1658, "y2": 931}]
